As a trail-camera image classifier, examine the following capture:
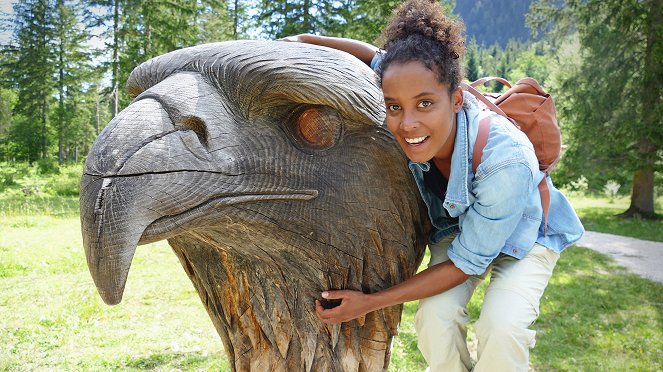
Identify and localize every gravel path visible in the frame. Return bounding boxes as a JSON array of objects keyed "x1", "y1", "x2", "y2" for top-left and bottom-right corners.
[{"x1": 575, "y1": 230, "x2": 663, "y2": 283}]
